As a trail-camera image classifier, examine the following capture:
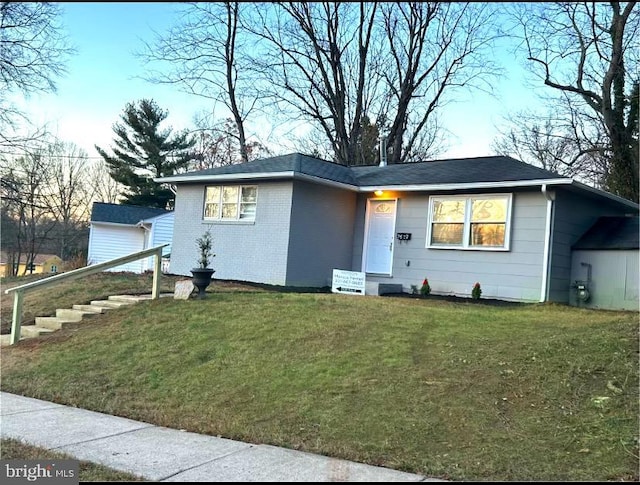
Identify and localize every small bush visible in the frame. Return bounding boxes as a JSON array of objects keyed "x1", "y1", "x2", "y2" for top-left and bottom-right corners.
[
  {"x1": 472, "y1": 282, "x2": 482, "y2": 300},
  {"x1": 410, "y1": 284, "x2": 418, "y2": 295},
  {"x1": 196, "y1": 229, "x2": 215, "y2": 269},
  {"x1": 420, "y1": 278, "x2": 431, "y2": 296}
]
